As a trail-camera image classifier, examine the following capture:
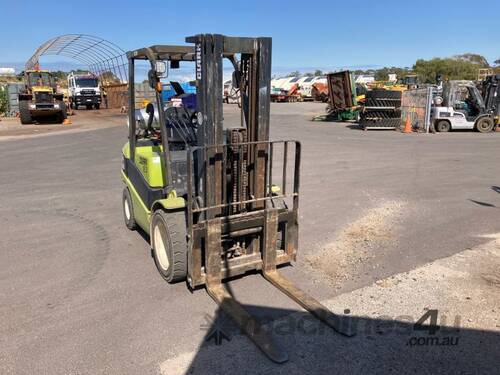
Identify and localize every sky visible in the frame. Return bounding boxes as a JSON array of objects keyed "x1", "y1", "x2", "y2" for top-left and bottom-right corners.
[{"x1": 1, "y1": 0, "x2": 499, "y2": 76}]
